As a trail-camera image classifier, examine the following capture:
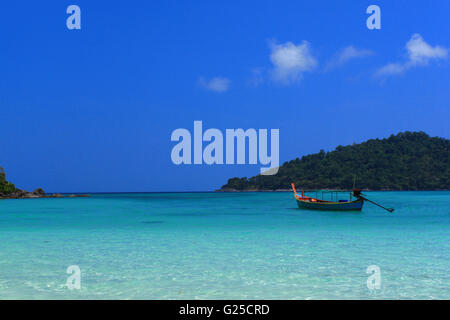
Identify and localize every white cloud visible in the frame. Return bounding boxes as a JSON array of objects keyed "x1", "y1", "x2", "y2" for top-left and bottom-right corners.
[
  {"x1": 376, "y1": 34, "x2": 448, "y2": 76},
  {"x1": 198, "y1": 77, "x2": 230, "y2": 92},
  {"x1": 269, "y1": 41, "x2": 317, "y2": 84},
  {"x1": 376, "y1": 63, "x2": 406, "y2": 76},
  {"x1": 326, "y1": 46, "x2": 373, "y2": 70},
  {"x1": 406, "y1": 34, "x2": 447, "y2": 65}
]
